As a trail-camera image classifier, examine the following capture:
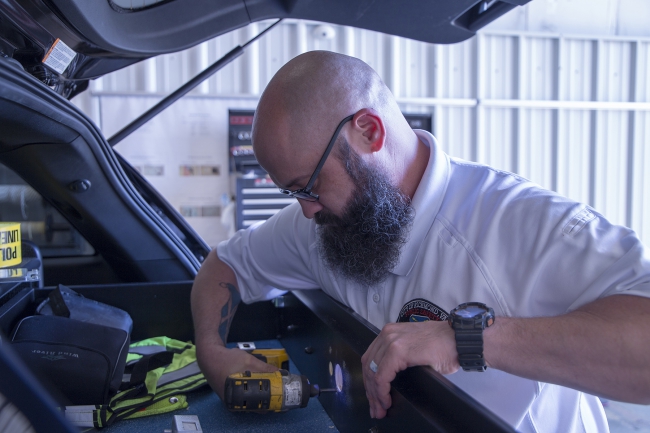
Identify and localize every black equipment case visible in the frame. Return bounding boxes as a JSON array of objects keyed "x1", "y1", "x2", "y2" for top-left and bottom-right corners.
[{"x1": 10, "y1": 286, "x2": 132, "y2": 405}]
